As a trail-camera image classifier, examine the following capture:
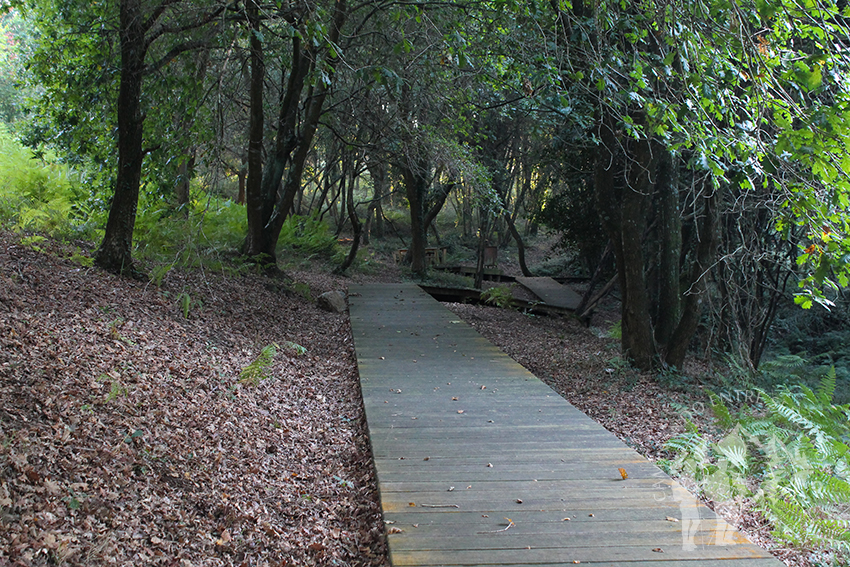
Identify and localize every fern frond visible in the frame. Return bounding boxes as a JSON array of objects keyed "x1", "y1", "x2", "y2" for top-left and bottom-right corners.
[
  {"x1": 815, "y1": 367, "x2": 837, "y2": 405},
  {"x1": 238, "y1": 343, "x2": 278, "y2": 386},
  {"x1": 708, "y1": 391, "x2": 735, "y2": 429}
]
